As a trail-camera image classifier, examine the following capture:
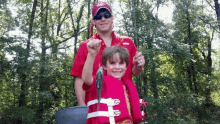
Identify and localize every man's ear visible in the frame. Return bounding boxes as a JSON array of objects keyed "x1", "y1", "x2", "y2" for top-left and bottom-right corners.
[{"x1": 92, "y1": 20, "x2": 95, "y2": 25}]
